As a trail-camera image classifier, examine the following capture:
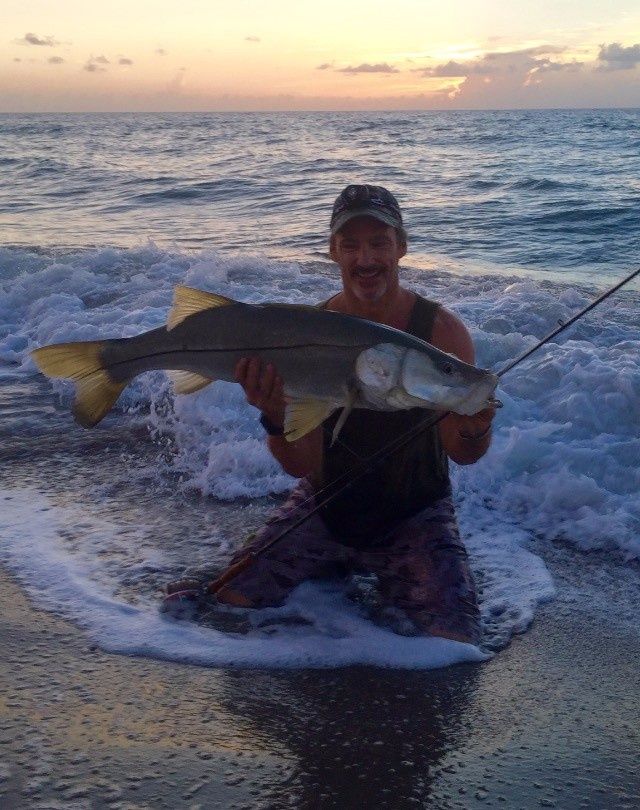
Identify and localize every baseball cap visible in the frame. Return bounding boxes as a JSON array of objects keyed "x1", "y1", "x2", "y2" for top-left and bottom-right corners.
[{"x1": 330, "y1": 184, "x2": 403, "y2": 236}]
